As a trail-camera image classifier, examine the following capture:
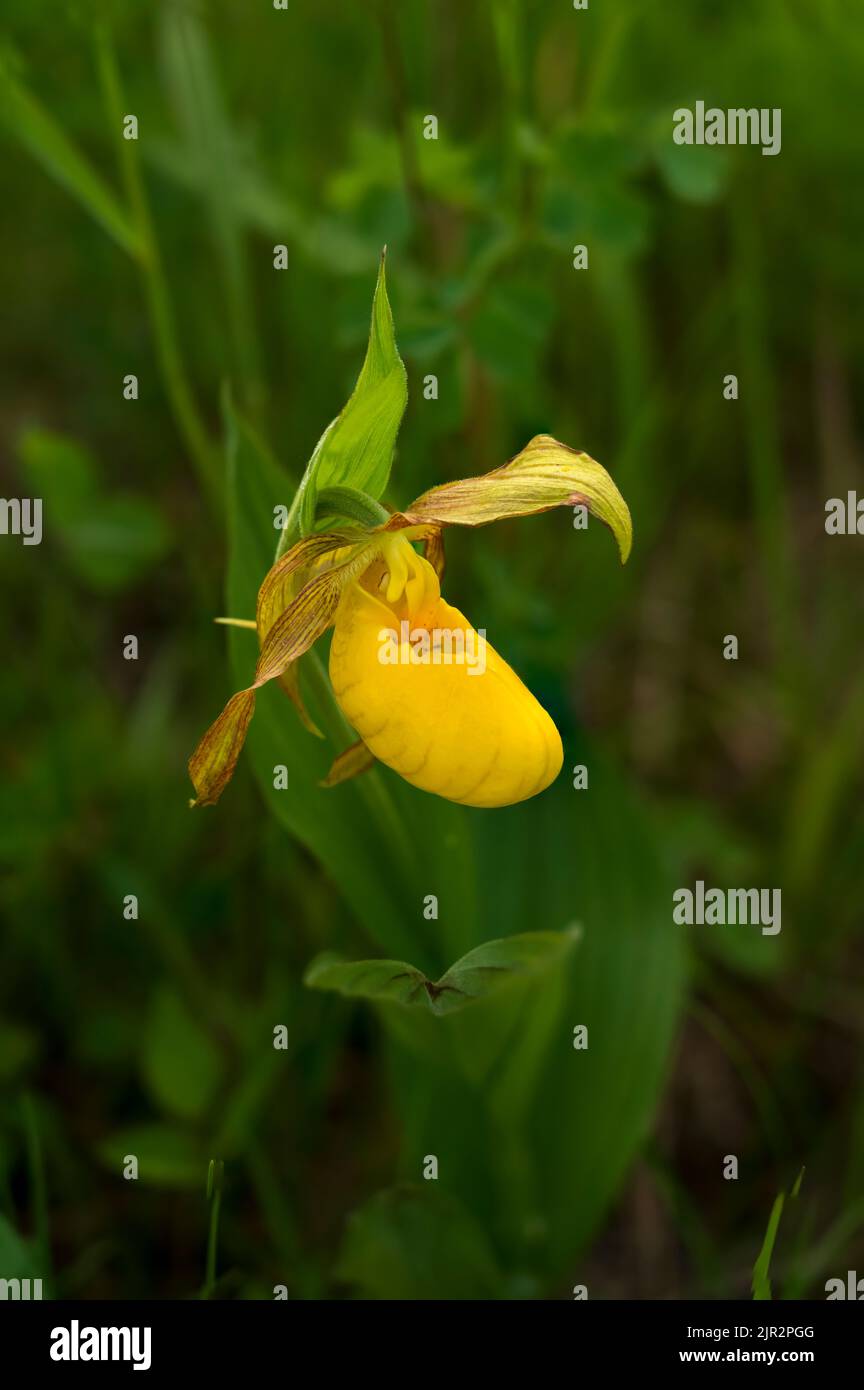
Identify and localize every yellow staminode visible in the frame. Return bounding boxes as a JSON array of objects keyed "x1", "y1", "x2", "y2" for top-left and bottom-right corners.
[{"x1": 187, "y1": 435, "x2": 632, "y2": 810}]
